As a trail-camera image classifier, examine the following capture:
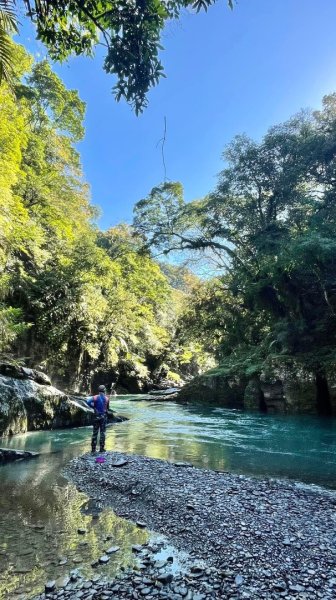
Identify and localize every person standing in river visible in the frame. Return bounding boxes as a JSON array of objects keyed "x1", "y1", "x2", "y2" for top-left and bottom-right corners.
[{"x1": 86, "y1": 385, "x2": 111, "y2": 453}]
